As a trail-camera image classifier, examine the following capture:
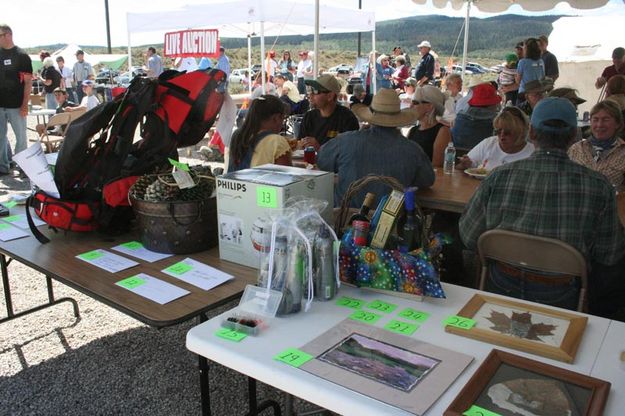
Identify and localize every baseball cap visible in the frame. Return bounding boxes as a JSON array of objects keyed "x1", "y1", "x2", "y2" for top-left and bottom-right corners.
[
  {"x1": 82, "y1": 80, "x2": 95, "y2": 87},
  {"x1": 417, "y1": 40, "x2": 431, "y2": 48},
  {"x1": 305, "y1": 74, "x2": 341, "y2": 94},
  {"x1": 298, "y1": 50, "x2": 309, "y2": 56},
  {"x1": 515, "y1": 42, "x2": 524, "y2": 50},
  {"x1": 505, "y1": 53, "x2": 518, "y2": 63},
  {"x1": 53, "y1": 87, "x2": 67, "y2": 94},
  {"x1": 530, "y1": 97, "x2": 577, "y2": 133}
]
